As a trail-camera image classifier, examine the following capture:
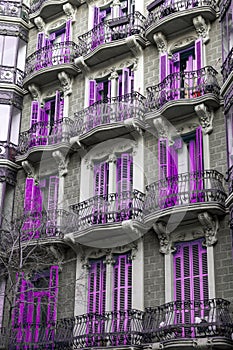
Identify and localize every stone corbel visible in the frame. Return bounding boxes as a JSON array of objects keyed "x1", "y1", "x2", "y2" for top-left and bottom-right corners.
[
  {"x1": 124, "y1": 118, "x2": 143, "y2": 135},
  {"x1": 126, "y1": 36, "x2": 142, "y2": 58},
  {"x1": 153, "y1": 222, "x2": 175, "y2": 255},
  {"x1": 103, "y1": 250, "x2": 116, "y2": 265},
  {"x1": 63, "y1": 3, "x2": 75, "y2": 20},
  {"x1": 28, "y1": 84, "x2": 41, "y2": 100},
  {"x1": 34, "y1": 16, "x2": 45, "y2": 32},
  {"x1": 194, "y1": 103, "x2": 214, "y2": 134},
  {"x1": 153, "y1": 32, "x2": 167, "y2": 53},
  {"x1": 22, "y1": 161, "x2": 38, "y2": 182},
  {"x1": 153, "y1": 117, "x2": 168, "y2": 138},
  {"x1": 75, "y1": 56, "x2": 90, "y2": 74},
  {"x1": 58, "y1": 71, "x2": 73, "y2": 96},
  {"x1": 128, "y1": 244, "x2": 138, "y2": 260},
  {"x1": 193, "y1": 16, "x2": 210, "y2": 44},
  {"x1": 52, "y1": 150, "x2": 70, "y2": 176},
  {"x1": 198, "y1": 212, "x2": 219, "y2": 247}
]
